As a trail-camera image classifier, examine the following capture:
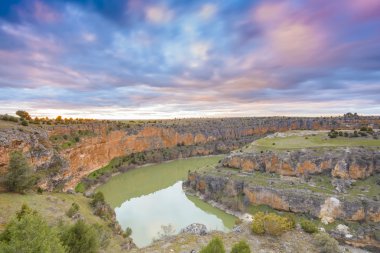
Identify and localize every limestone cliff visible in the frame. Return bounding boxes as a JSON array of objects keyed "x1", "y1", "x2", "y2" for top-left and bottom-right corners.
[
  {"x1": 184, "y1": 171, "x2": 380, "y2": 250},
  {"x1": 222, "y1": 147, "x2": 380, "y2": 179},
  {"x1": 1, "y1": 116, "x2": 379, "y2": 190}
]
